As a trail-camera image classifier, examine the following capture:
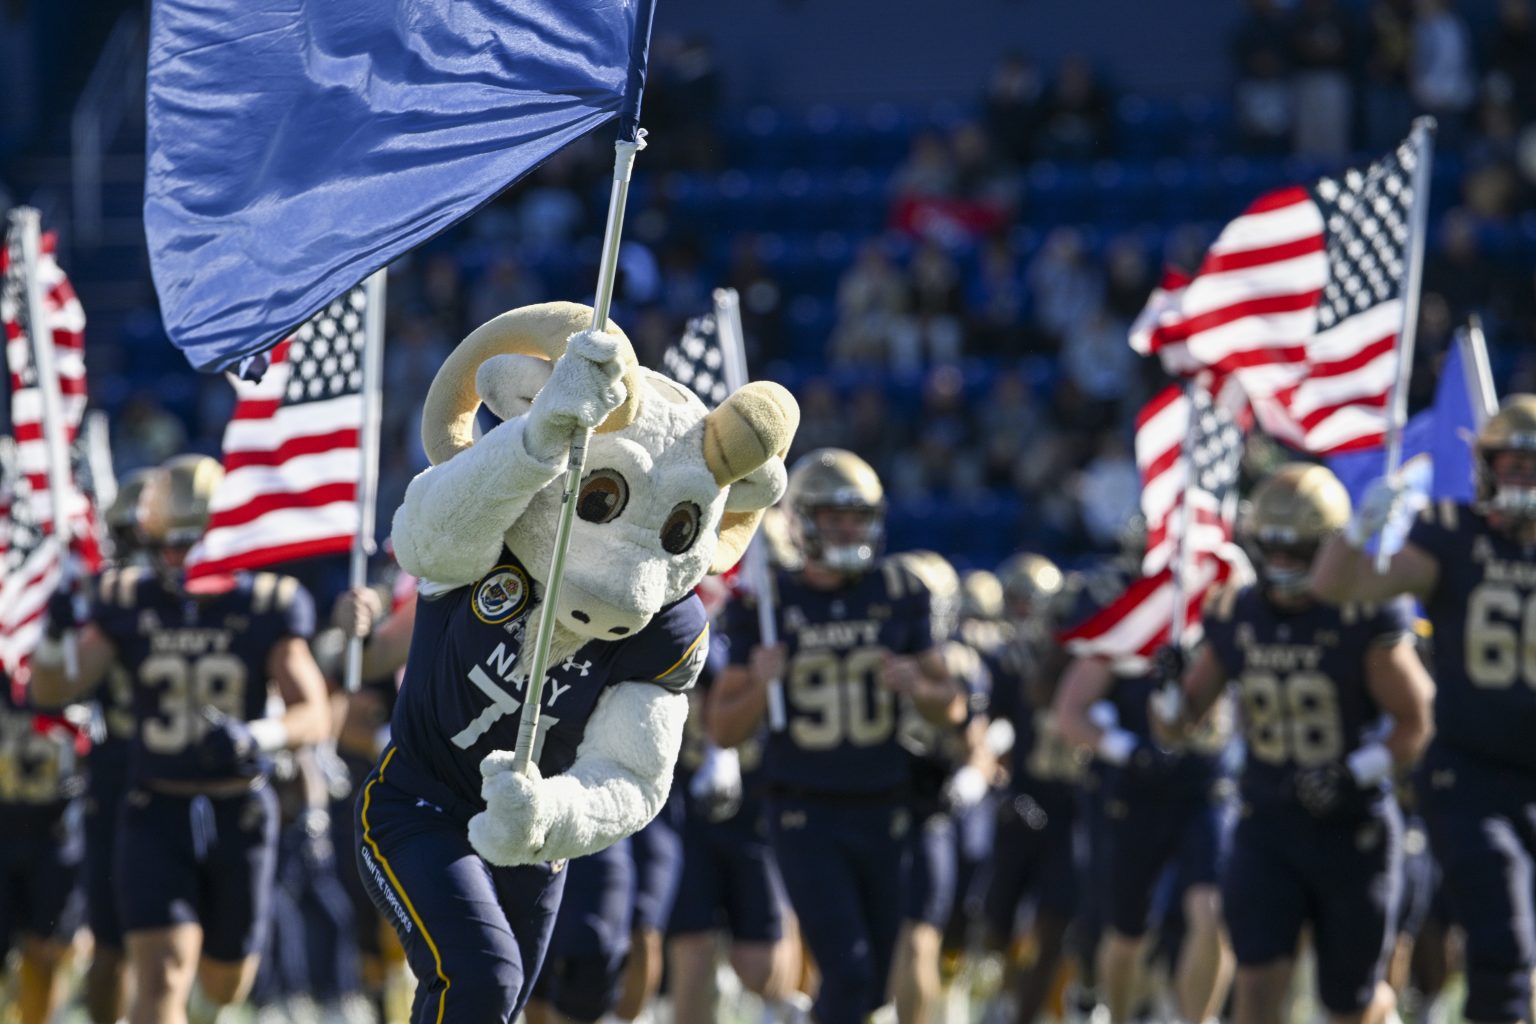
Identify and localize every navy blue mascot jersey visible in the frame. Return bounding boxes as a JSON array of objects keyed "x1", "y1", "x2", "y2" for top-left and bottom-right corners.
[
  {"x1": 0, "y1": 683, "x2": 84, "y2": 826},
  {"x1": 390, "y1": 547, "x2": 709, "y2": 813},
  {"x1": 986, "y1": 621, "x2": 1081, "y2": 816},
  {"x1": 88, "y1": 566, "x2": 314, "y2": 784},
  {"x1": 1202, "y1": 584, "x2": 1415, "y2": 807},
  {"x1": 1409, "y1": 500, "x2": 1536, "y2": 772},
  {"x1": 722, "y1": 558, "x2": 943, "y2": 795}
]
